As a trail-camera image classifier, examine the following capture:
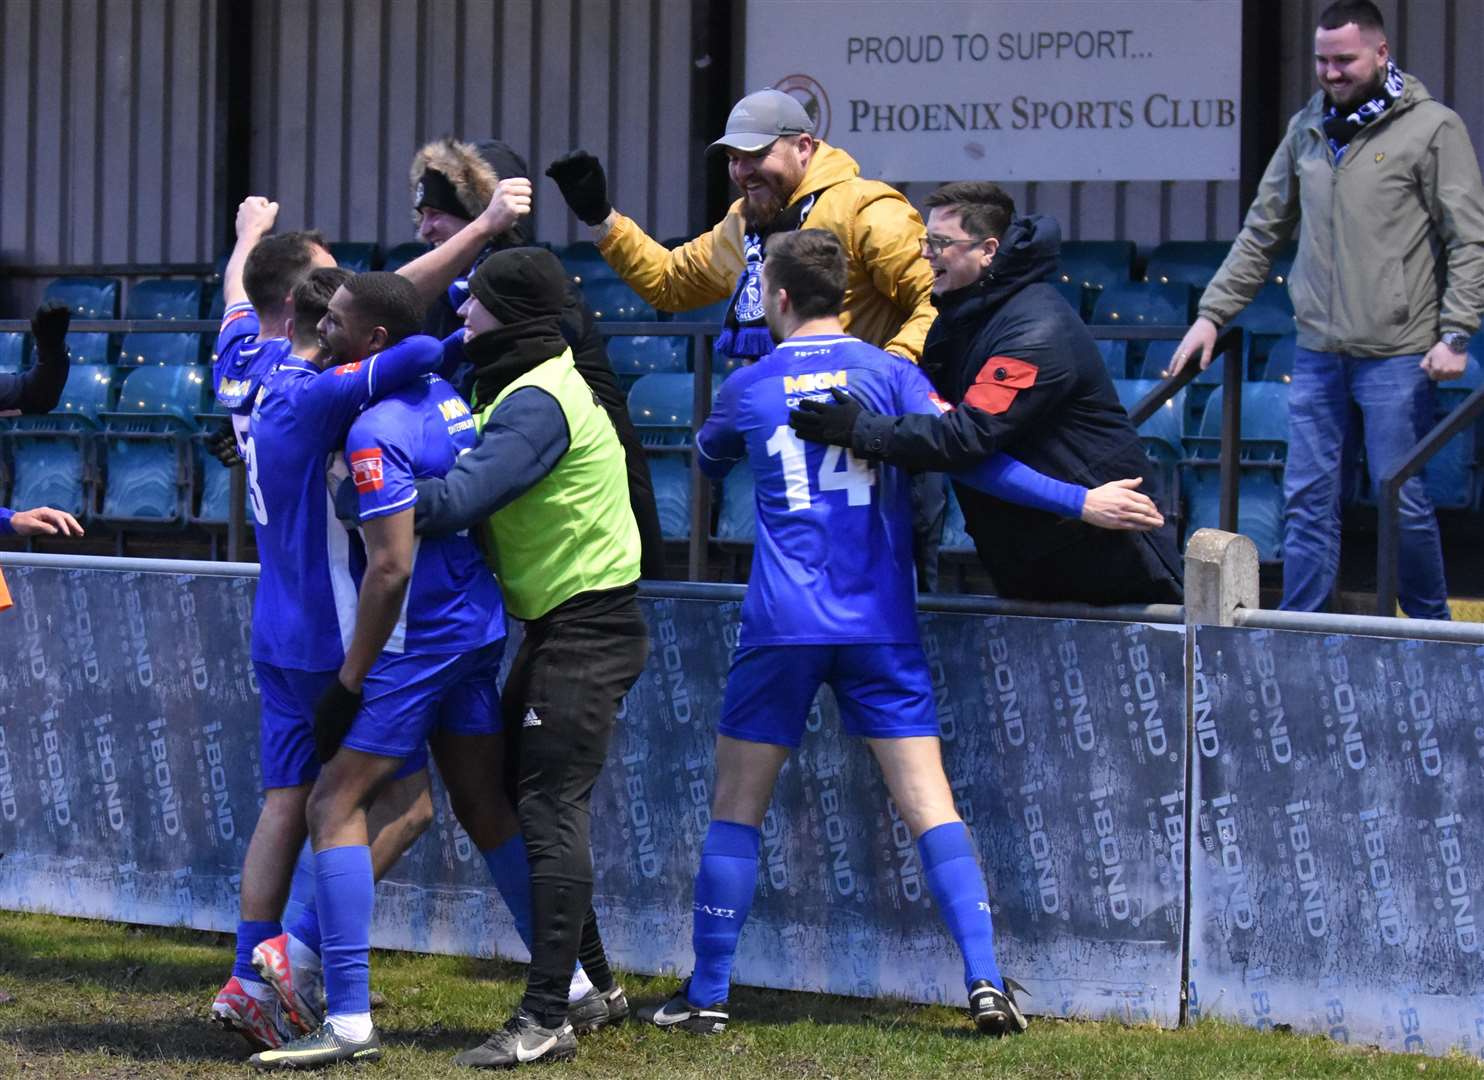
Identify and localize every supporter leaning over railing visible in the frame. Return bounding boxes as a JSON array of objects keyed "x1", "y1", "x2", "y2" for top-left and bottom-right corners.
[
  {"x1": 788, "y1": 181, "x2": 1182, "y2": 605},
  {"x1": 1169, "y1": 0, "x2": 1484, "y2": 620},
  {"x1": 0, "y1": 300, "x2": 83, "y2": 543}
]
